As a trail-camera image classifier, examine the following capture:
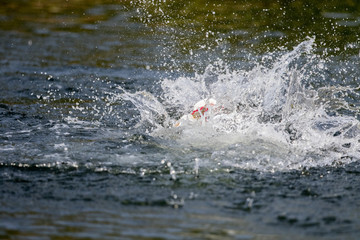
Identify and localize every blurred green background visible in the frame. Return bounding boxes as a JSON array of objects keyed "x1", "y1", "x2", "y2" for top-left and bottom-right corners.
[
  {"x1": 1, "y1": 0, "x2": 359, "y2": 74},
  {"x1": 1, "y1": 0, "x2": 359, "y2": 51}
]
